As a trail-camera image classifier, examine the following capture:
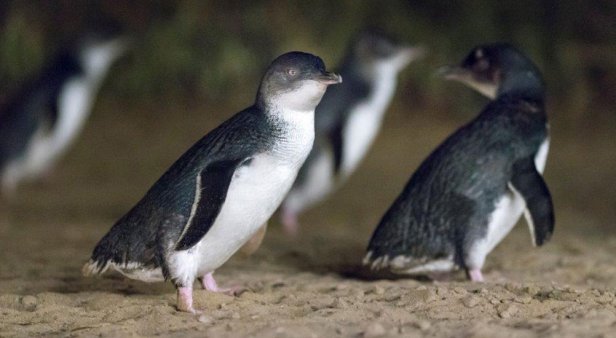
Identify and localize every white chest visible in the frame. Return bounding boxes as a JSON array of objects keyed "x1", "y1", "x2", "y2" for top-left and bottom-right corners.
[
  {"x1": 341, "y1": 72, "x2": 397, "y2": 177},
  {"x1": 195, "y1": 154, "x2": 299, "y2": 262}
]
